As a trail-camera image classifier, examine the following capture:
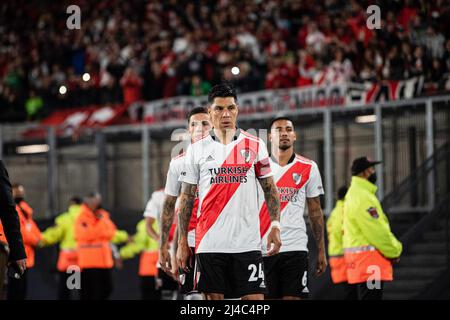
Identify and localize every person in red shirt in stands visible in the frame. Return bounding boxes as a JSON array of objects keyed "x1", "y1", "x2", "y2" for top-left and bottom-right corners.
[{"x1": 120, "y1": 67, "x2": 143, "y2": 106}]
